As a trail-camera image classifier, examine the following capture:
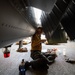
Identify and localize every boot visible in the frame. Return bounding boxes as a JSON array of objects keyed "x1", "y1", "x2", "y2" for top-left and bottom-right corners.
[{"x1": 25, "y1": 61, "x2": 31, "y2": 70}]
